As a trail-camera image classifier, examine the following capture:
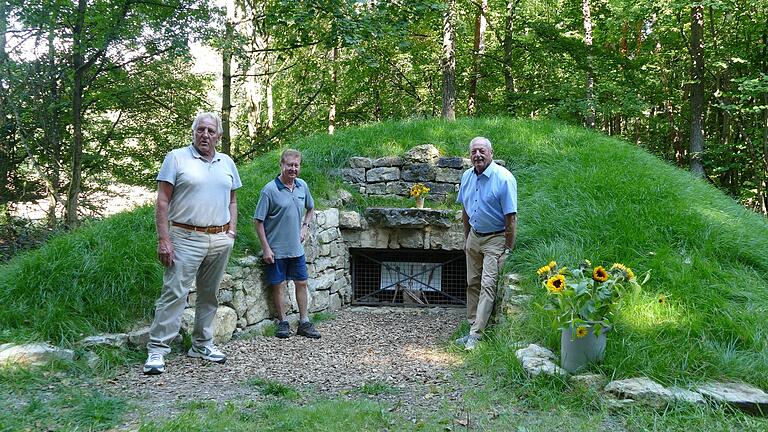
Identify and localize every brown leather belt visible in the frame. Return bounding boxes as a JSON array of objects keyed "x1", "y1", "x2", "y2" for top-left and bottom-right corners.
[
  {"x1": 172, "y1": 221, "x2": 230, "y2": 234},
  {"x1": 472, "y1": 228, "x2": 505, "y2": 237}
]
